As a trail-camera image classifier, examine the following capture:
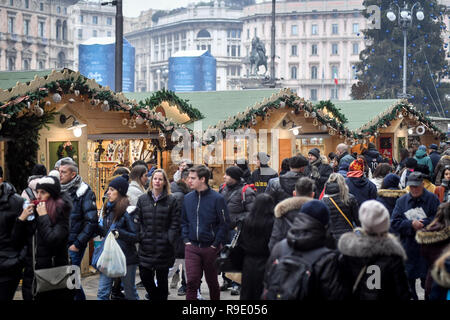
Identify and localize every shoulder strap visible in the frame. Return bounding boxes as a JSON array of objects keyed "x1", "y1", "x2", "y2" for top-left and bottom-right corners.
[
  {"x1": 329, "y1": 197, "x2": 355, "y2": 229},
  {"x1": 25, "y1": 187, "x2": 36, "y2": 201},
  {"x1": 352, "y1": 265, "x2": 368, "y2": 294},
  {"x1": 32, "y1": 234, "x2": 36, "y2": 272}
]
